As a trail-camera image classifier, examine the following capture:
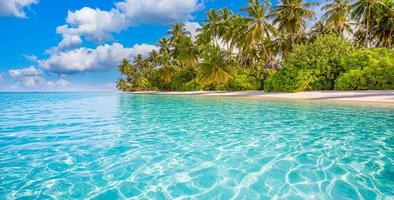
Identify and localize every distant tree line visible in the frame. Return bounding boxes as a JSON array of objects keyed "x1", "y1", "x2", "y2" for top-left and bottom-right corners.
[{"x1": 117, "y1": 0, "x2": 394, "y2": 92}]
